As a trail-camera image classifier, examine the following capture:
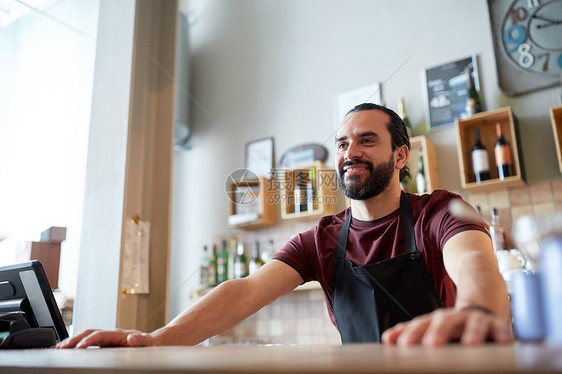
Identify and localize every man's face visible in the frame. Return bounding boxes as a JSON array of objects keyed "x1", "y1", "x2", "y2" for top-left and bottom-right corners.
[{"x1": 334, "y1": 110, "x2": 398, "y2": 200}]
